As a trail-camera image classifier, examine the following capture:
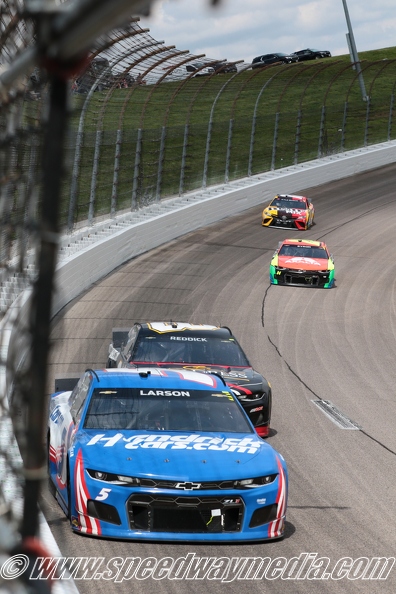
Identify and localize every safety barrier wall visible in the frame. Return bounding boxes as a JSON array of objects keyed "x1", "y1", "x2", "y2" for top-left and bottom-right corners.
[{"x1": 54, "y1": 141, "x2": 396, "y2": 314}]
